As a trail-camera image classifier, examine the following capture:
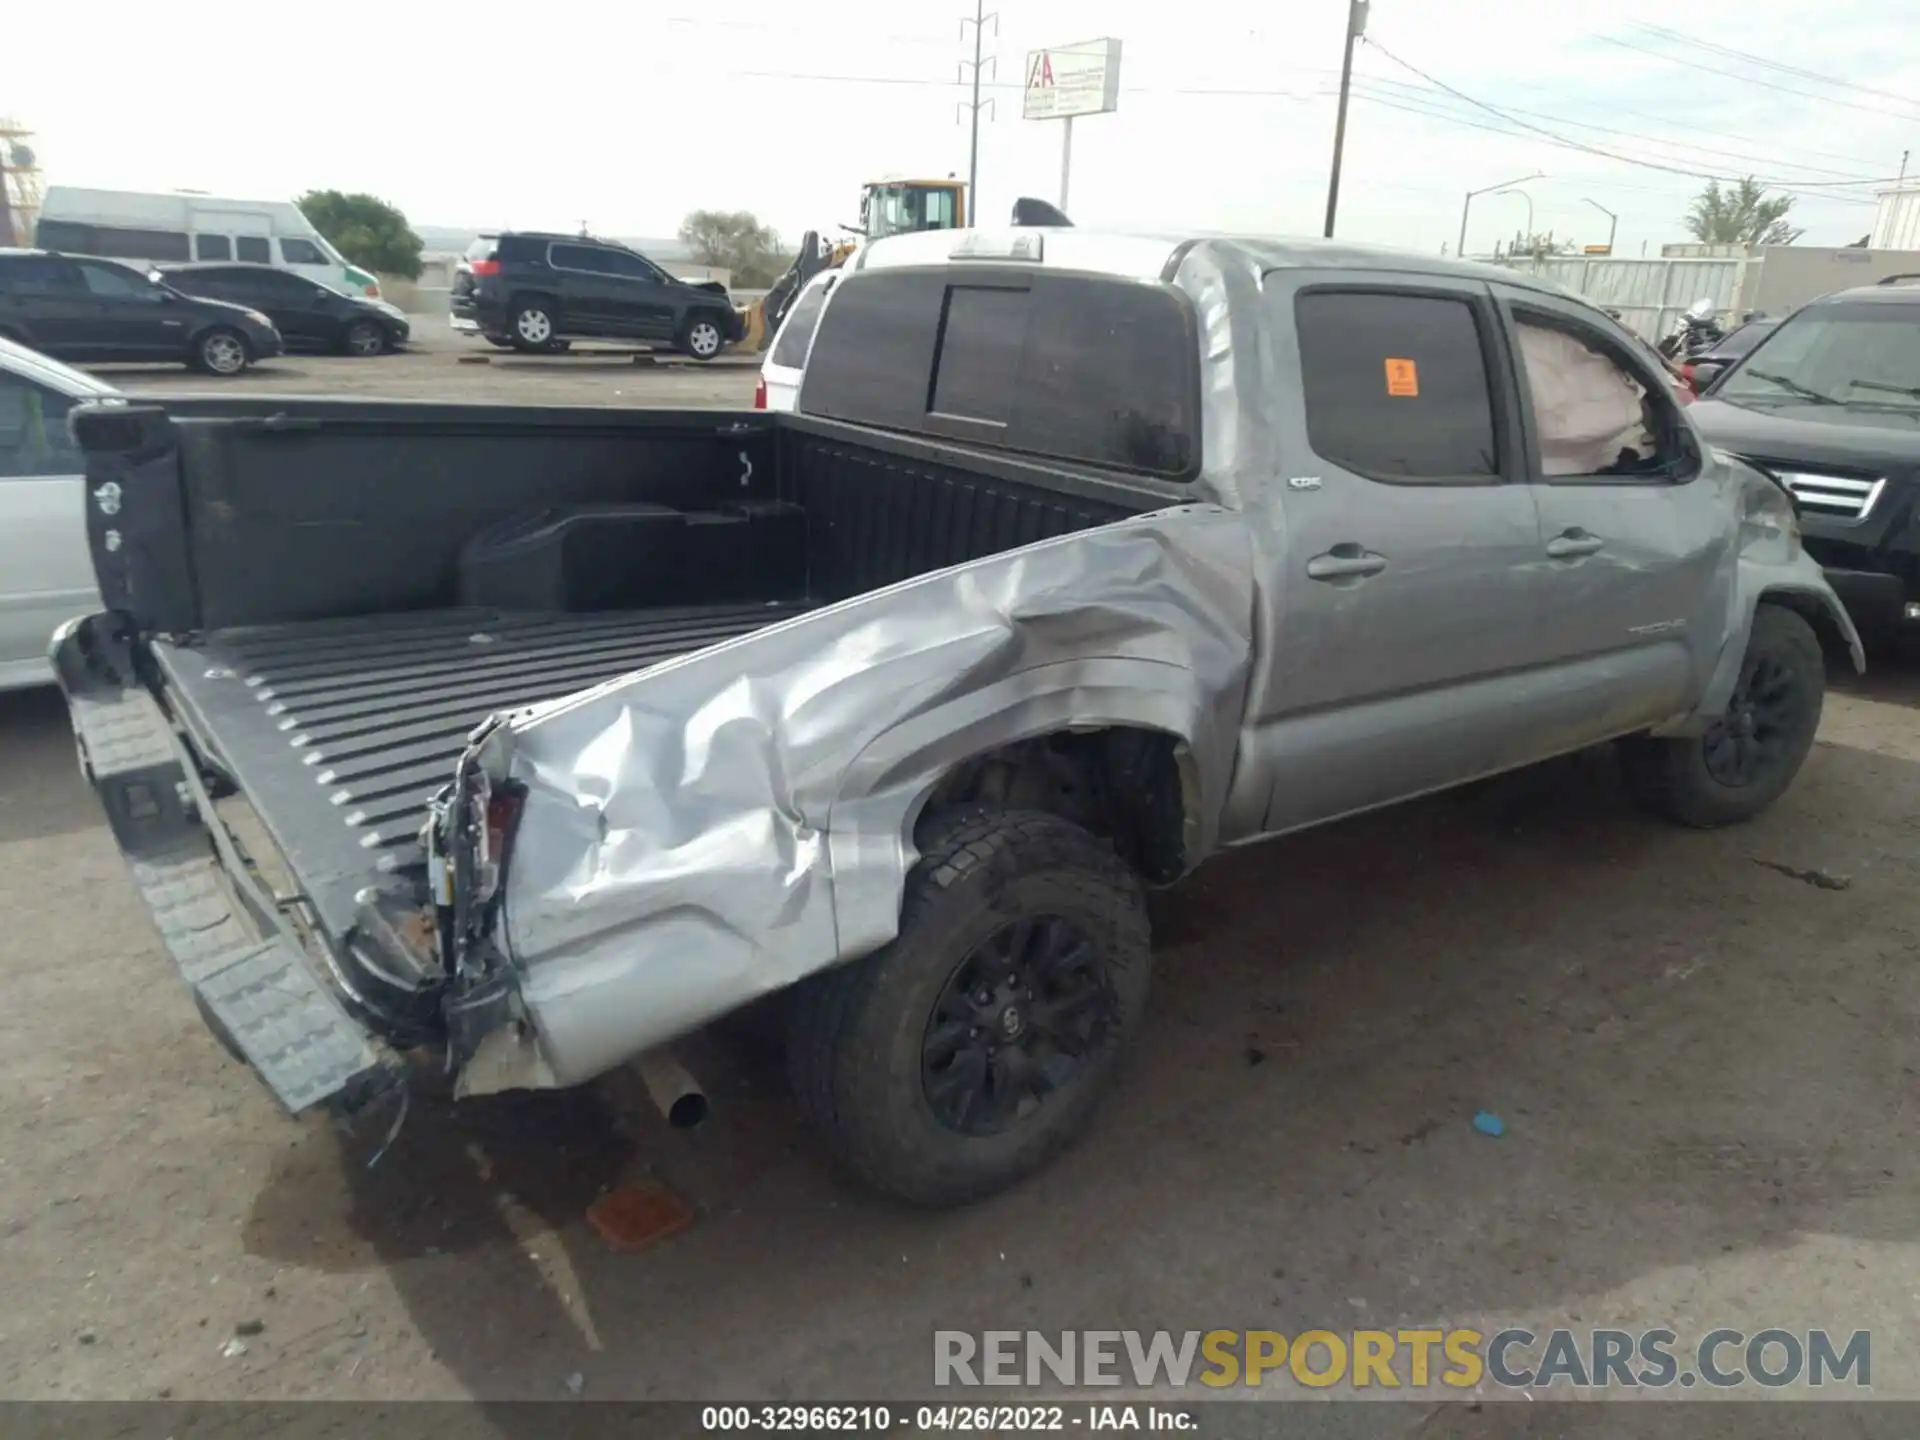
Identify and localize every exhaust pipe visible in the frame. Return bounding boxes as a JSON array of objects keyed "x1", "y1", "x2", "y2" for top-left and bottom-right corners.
[{"x1": 634, "y1": 1050, "x2": 709, "y2": 1129}]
